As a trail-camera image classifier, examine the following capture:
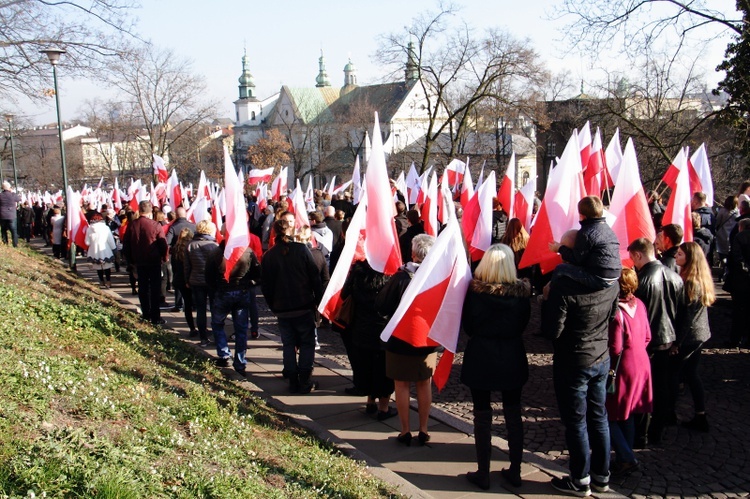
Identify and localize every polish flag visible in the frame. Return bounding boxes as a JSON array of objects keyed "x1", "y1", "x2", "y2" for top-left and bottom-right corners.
[
  {"x1": 149, "y1": 182, "x2": 160, "y2": 209},
  {"x1": 445, "y1": 158, "x2": 466, "y2": 188},
  {"x1": 364, "y1": 113, "x2": 402, "y2": 275},
  {"x1": 690, "y1": 144, "x2": 713, "y2": 206},
  {"x1": 196, "y1": 171, "x2": 211, "y2": 201},
  {"x1": 352, "y1": 156, "x2": 364, "y2": 205},
  {"x1": 381, "y1": 194, "x2": 472, "y2": 391},
  {"x1": 66, "y1": 187, "x2": 89, "y2": 251},
  {"x1": 462, "y1": 171, "x2": 496, "y2": 262},
  {"x1": 662, "y1": 151, "x2": 694, "y2": 243},
  {"x1": 608, "y1": 138, "x2": 656, "y2": 265},
  {"x1": 222, "y1": 147, "x2": 247, "y2": 280},
  {"x1": 305, "y1": 176, "x2": 315, "y2": 211},
  {"x1": 515, "y1": 177, "x2": 536, "y2": 231},
  {"x1": 212, "y1": 192, "x2": 224, "y2": 244},
  {"x1": 460, "y1": 161, "x2": 474, "y2": 208},
  {"x1": 519, "y1": 131, "x2": 586, "y2": 272},
  {"x1": 187, "y1": 197, "x2": 210, "y2": 224},
  {"x1": 394, "y1": 171, "x2": 408, "y2": 203},
  {"x1": 166, "y1": 169, "x2": 182, "y2": 212},
  {"x1": 256, "y1": 183, "x2": 268, "y2": 211},
  {"x1": 153, "y1": 154, "x2": 168, "y2": 184},
  {"x1": 271, "y1": 167, "x2": 288, "y2": 201},
  {"x1": 497, "y1": 152, "x2": 516, "y2": 219},
  {"x1": 438, "y1": 170, "x2": 450, "y2": 224},
  {"x1": 332, "y1": 180, "x2": 353, "y2": 196},
  {"x1": 661, "y1": 147, "x2": 701, "y2": 196},
  {"x1": 584, "y1": 128, "x2": 605, "y2": 197},
  {"x1": 247, "y1": 167, "x2": 274, "y2": 184},
  {"x1": 578, "y1": 121, "x2": 592, "y2": 170},
  {"x1": 604, "y1": 129, "x2": 623, "y2": 191},
  {"x1": 112, "y1": 178, "x2": 122, "y2": 210},
  {"x1": 318, "y1": 193, "x2": 368, "y2": 324},
  {"x1": 421, "y1": 172, "x2": 439, "y2": 236},
  {"x1": 291, "y1": 179, "x2": 310, "y2": 230},
  {"x1": 327, "y1": 175, "x2": 337, "y2": 199},
  {"x1": 476, "y1": 161, "x2": 486, "y2": 192},
  {"x1": 406, "y1": 162, "x2": 420, "y2": 206}
]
